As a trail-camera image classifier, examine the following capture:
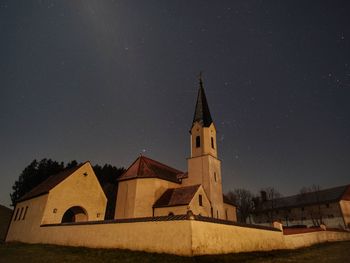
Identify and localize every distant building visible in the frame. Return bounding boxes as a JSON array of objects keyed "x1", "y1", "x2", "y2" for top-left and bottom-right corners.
[{"x1": 252, "y1": 185, "x2": 350, "y2": 229}]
